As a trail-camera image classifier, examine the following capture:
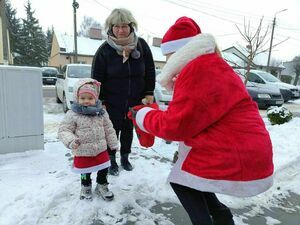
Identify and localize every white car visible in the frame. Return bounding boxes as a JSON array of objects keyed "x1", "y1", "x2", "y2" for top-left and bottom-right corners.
[
  {"x1": 236, "y1": 69, "x2": 300, "y2": 100},
  {"x1": 154, "y1": 69, "x2": 173, "y2": 105},
  {"x1": 55, "y1": 64, "x2": 92, "y2": 112}
]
